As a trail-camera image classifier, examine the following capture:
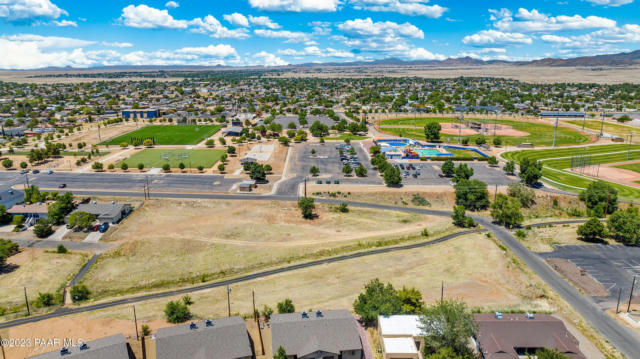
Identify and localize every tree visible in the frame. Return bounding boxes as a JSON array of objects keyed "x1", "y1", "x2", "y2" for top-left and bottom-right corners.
[
  {"x1": 507, "y1": 182, "x2": 536, "y2": 208},
  {"x1": 227, "y1": 145, "x2": 236, "y2": 154},
  {"x1": 143, "y1": 139, "x2": 154, "y2": 147},
  {"x1": 577, "y1": 218, "x2": 606, "y2": 241},
  {"x1": 355, "y1": 164, "x2": 367, "y2": 177},
  {"x1": 424, "y1": 122, "x2": 441, "y2": 142},
  {"x1": 218, "y1": 163, "x2": 225, "y2": 172},
  {"x1": 397, "y1": 286, "x2": 424, "y2": 314},
  {"x1": 425, "y1": 347, "x2": 473, "y2": 359},
  {"x1": 179, "y1": 162, "x2": 186, "y2": 170},
  {"x1": 504, "y1": 160, "x2": 515, "y2": 174},
  {"x1": 310, "y1": 166, "x2": 320, "y2": 176},
  {"x1": 353, "y1": 278, "x2": 402, "y2": 325},
  {"x1": 370, "y1": 145, "x2": 381, "y2": 155},
  {"x1": 141, "y1": 325, "x2": 151, "y2": 337},
  {"x1": 419, "y1": 299, "x2": 477, "y2": 356},
  {"x1": 383, "y1": 166, "x2": 402, "y2": 186},
  {"x1": 20, "y1": 161, "x2": 27, "y2": 169},
  {"x1": 1, "y1": 159, "x2": 12, "y2": 169},
  {"x1": 475, "y1": 136, "x2": 486, "y2": 145},
  {"x1": 274, "y1": 346, "x2": 288, "y2": 359},
  {"x1": 264, "y1": 164, "x2": 272, "y2": 173},
  {"x1": 519, "y1": 158, "x2": 543, "y2": 186},
  {"x1": 34, "y1": 219, "x2": 53, "y2": 238},
  {"x1": 454, "y1": 179, "x2": 489, "y2": 211},
  {"x1": 36, "y1": 292, "x2": 55, "y2": 307},
  {"x1": 56, "y1": 244, "x2": 68, "y2": 254},
  {"x1": 67, "y1": 211, "x2": 96, "y2": 230},
  {"x1": 0, "y1": 239, "x2": 19, "y2": 267},
  {"x1": 162, "y1": 163, "x2": 171, "y2": 172},
  {"x1": 441, "y1": 159, "x2": 455, "y2": 177},
  {"x1": 0, "y1": 205, "x2": 11, "y2": 225},
  {"x1": 451, "y1": 205, "x2": 469, "y2": 227},
  {"x1": 92, "y1": 162, "x2": 103, "y2": 171},
  {"x1": 579, "y1": 181, "x2": 618, "y2": 217},
  {"x1": 120, "y1": 162, "x2": 129, "y2": 171},
  {"x1": 164, "y1": 300, "x2": 191, "y2": 323},
  {"x1": 138, "y1": 163, "x2": 144, "y2": 171},
  {"x1": 493, "y1": 137, "x2": 502, "y2": 146},
  {"x1": 607, "y1": 207, "x2": 640, "y2": 244},
  {"x1": 277, "y1": 298, "x2": 296, "y2": 313},
  {"x1": 310, "y1": 120, "x2": 328, "y2": 137},
  {"x1": 453, "y1": 164, "x2": 474, "y2": 183},
  {"x1": 342, "y1": 164, "x2": 353, "y2": 176},
  {"x1": 534, "y1": 348, "x2": 570, "y2": 359},
  {"x1": 205, "y1": 139, "x2": 215, "y2": 147},
  {"x1": 298, "y1": 197, "x2": 316, "y2": 219},
  {"x1": 250, "y1": 163, "x2": 266, "y2": 181},
  {"x1": 261, "y1": 305, "x2": 274, "y2": 320},
  {"x1": 491, "y1": 194, "x2": 523, "y2": 228},
  {"x1": 70, "y1": 284, "x2": 90, "y2": 302},
  {"x1": 278, "y1": 136, "x2": 291, "y2": 146},
  {"x1": 487, "y1": 156, "x2": 498, "y2": 166}
]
